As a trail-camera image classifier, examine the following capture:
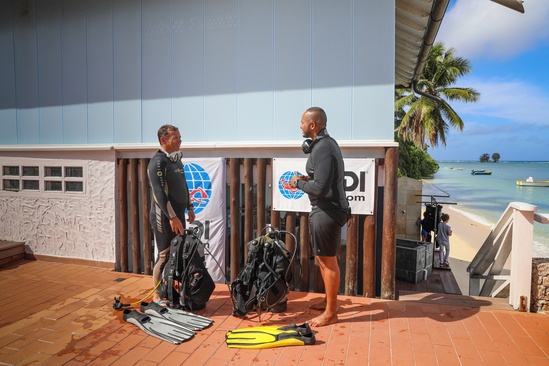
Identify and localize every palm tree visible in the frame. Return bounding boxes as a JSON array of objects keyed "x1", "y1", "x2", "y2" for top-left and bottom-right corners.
[{"x1": 396, "y1": 42, "x2": 479, "y2": 148}]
